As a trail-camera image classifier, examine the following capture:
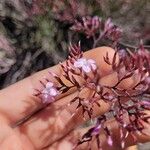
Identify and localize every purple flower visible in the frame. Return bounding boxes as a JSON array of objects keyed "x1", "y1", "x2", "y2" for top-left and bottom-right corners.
[
  {"x1": 104, "y1": 18, "x2": 114, "y2": 32},
  {"x1": 121, "y1": 140, "x2": 125, "y2": 149},
  {"x1": 92, "y1": 125, "x2": 101, "y2": 136},
  {"x1": 74, "y1": 58, "x2": 97, "y2": 73},
  {"x1": 107, "y1": 136, "x2": 113, "y2": 146},
  {"x1": 41, "y1": 82, "x2": 59, "y2": 103}
]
